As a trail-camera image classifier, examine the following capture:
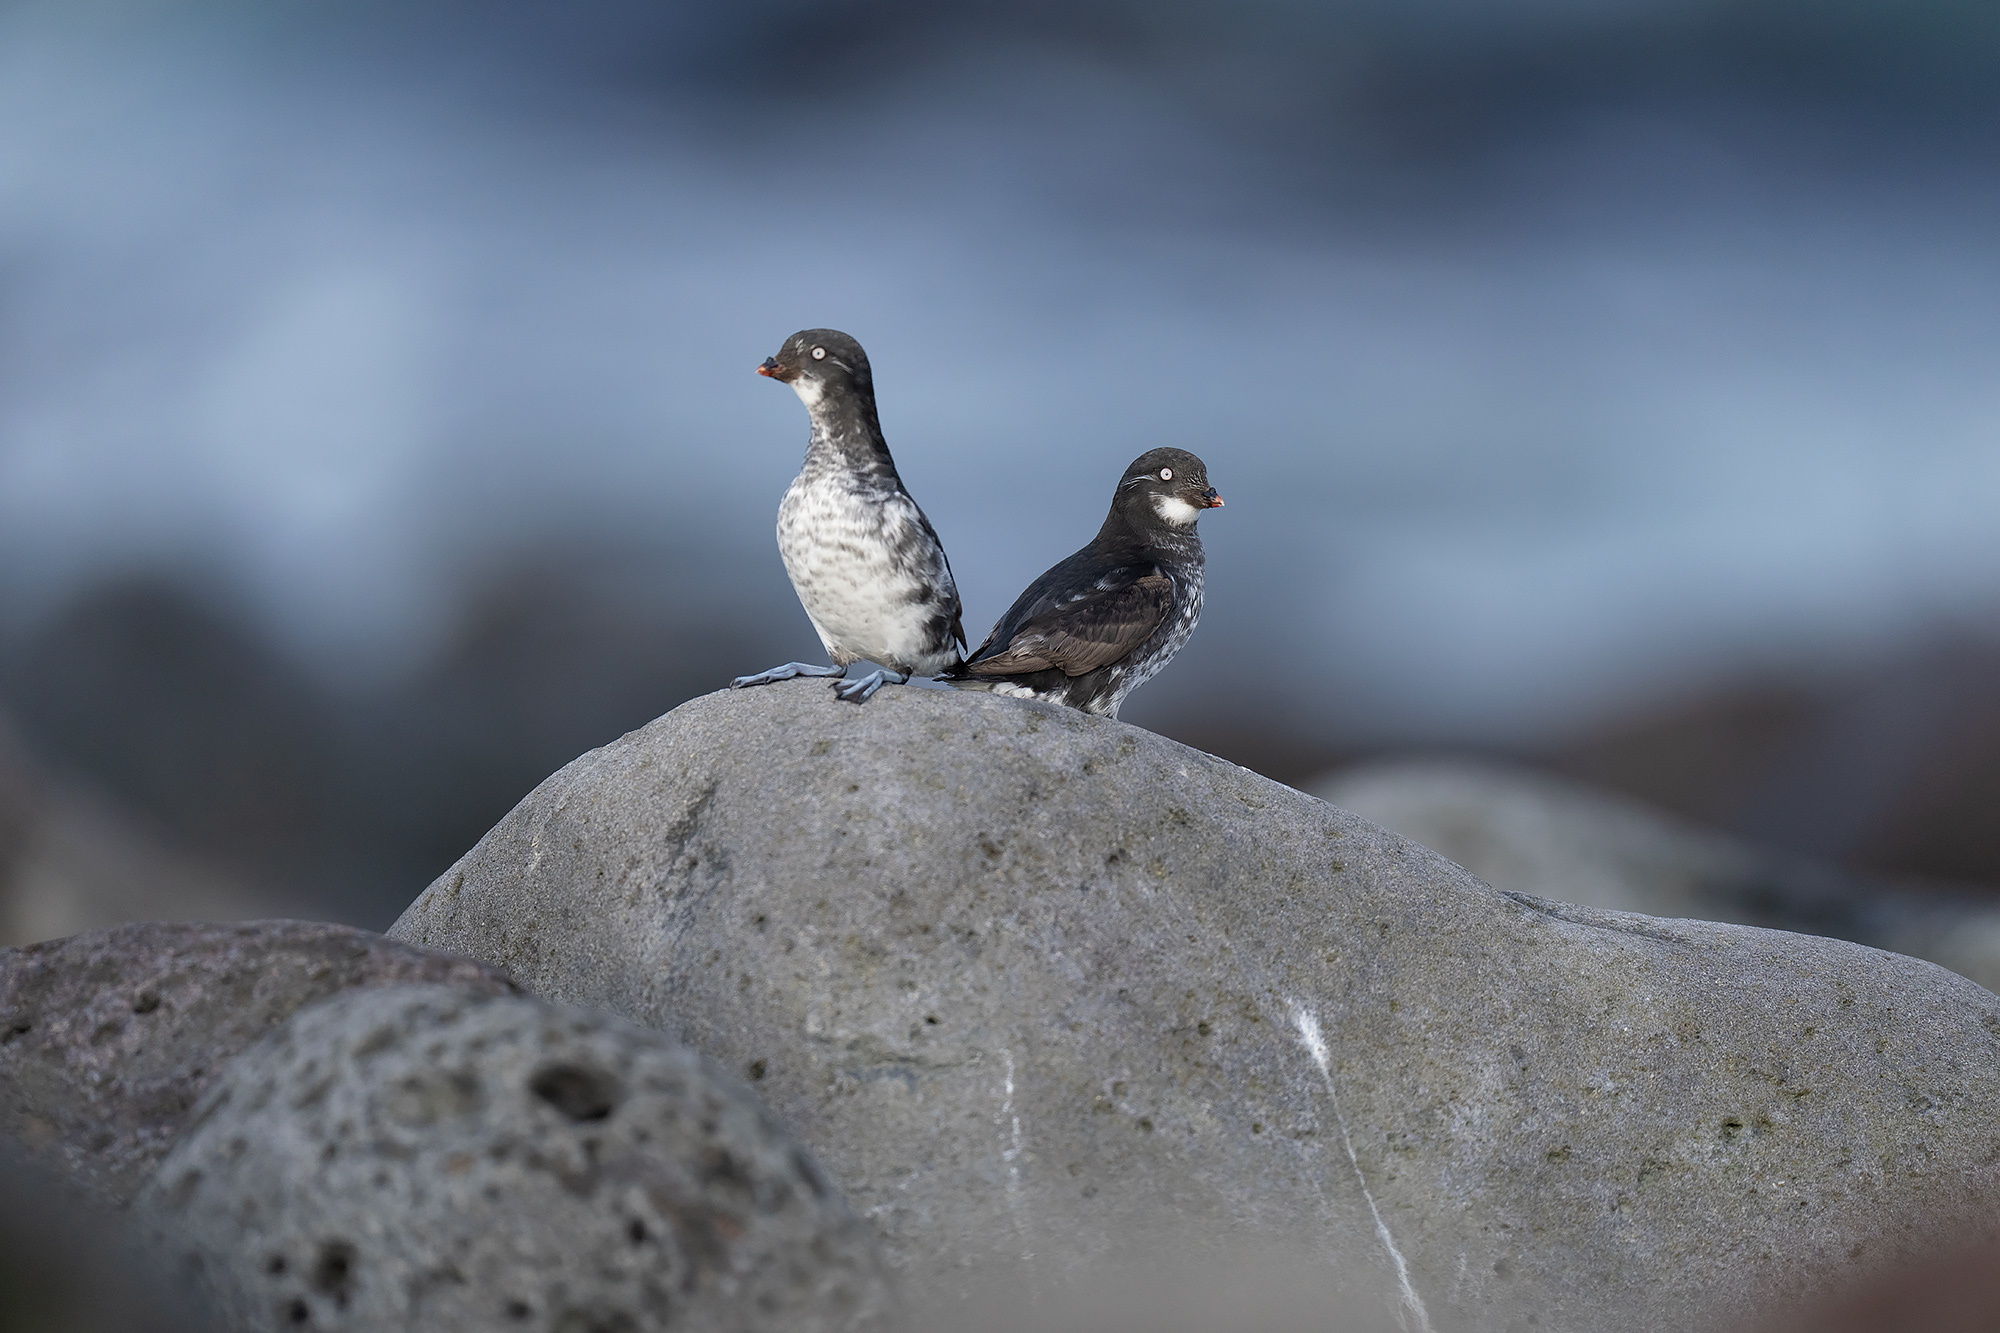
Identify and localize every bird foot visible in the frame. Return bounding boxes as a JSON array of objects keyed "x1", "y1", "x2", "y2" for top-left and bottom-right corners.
[
  {"x1": 731, "y1": 662, "x2": 845, "y2": 689},
  {"x1": 831, "y1": 667, "x2": 908, "y2": 704}
]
